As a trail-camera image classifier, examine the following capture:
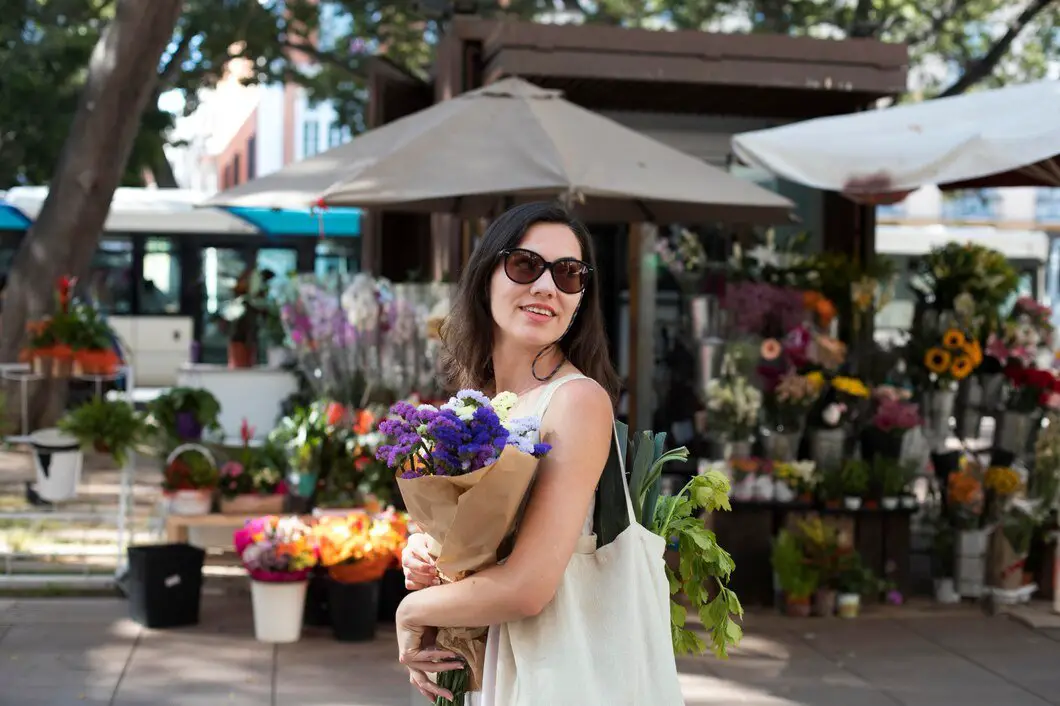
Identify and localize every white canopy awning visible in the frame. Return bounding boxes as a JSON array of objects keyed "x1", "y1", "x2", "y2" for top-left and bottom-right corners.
[{"x1": 732, "y1": 80, "x2": 1060, "y2": 196}]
